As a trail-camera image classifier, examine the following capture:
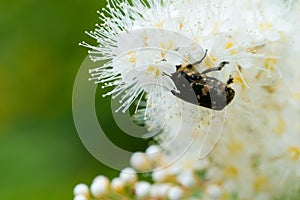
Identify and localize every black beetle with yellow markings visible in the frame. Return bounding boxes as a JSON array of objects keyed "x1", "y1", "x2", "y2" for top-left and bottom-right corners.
[{"x1": 167, "y1": 50, "x2": 235, "y2": 110}]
